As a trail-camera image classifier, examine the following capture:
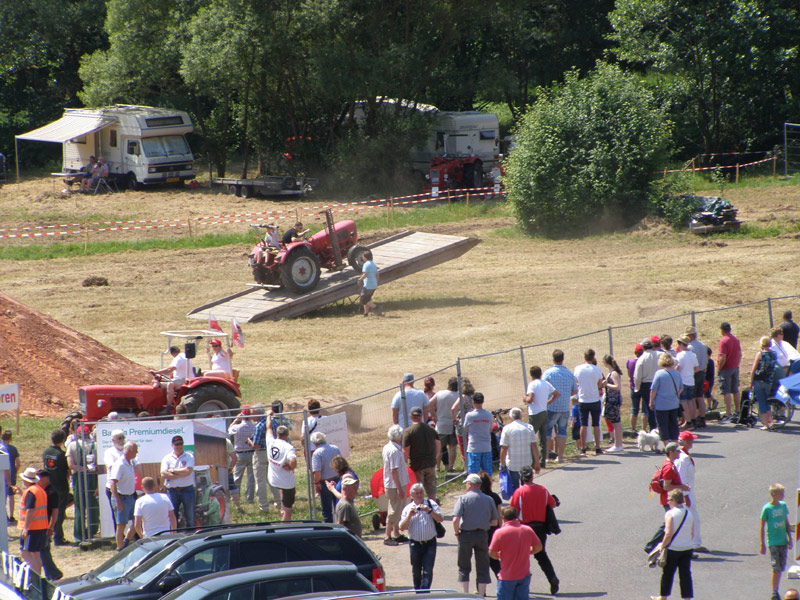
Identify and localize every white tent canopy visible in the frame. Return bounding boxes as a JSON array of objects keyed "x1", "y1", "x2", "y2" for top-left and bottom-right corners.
[{"x1": 15, "y1": 114, "x2": 112, "y2": 143}]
